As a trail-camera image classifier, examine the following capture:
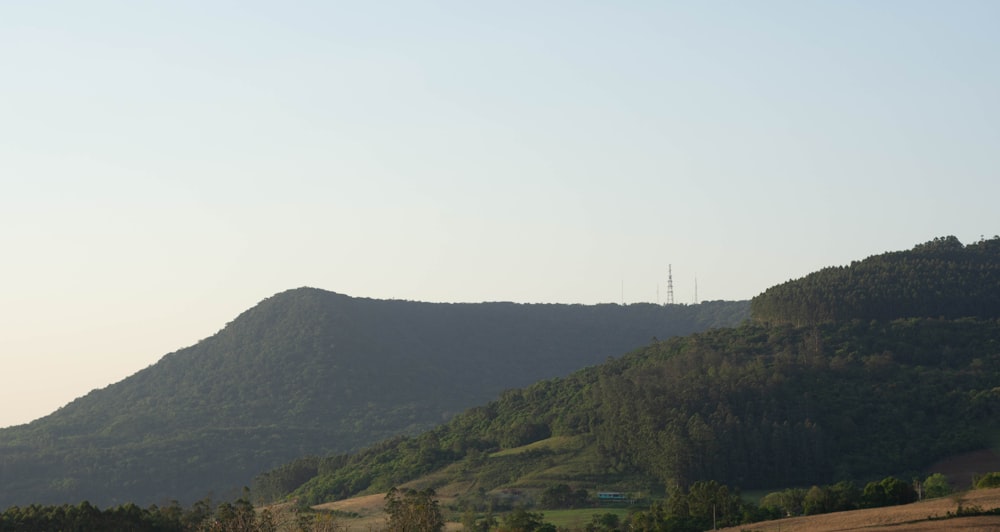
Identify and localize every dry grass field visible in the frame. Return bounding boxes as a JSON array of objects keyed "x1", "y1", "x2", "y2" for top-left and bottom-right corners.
[
  {"x1": 718, "y1": 488, "x2": 1000, "y2": 532},
  {"x1": 312, "y1": 492, "x2": 465, "y2": 531}
]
